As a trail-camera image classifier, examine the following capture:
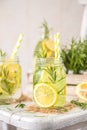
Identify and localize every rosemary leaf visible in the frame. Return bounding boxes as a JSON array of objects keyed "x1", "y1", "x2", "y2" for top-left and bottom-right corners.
[
  {"x1": 55, "y1": 106, "x2": 68, "y2": 112},
  {"x1": 71, "y1": 100, "x2": 87, "y2": 110},
  {"x1": 15, "y1": 103, "x2": 25, "y2": 108}
]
